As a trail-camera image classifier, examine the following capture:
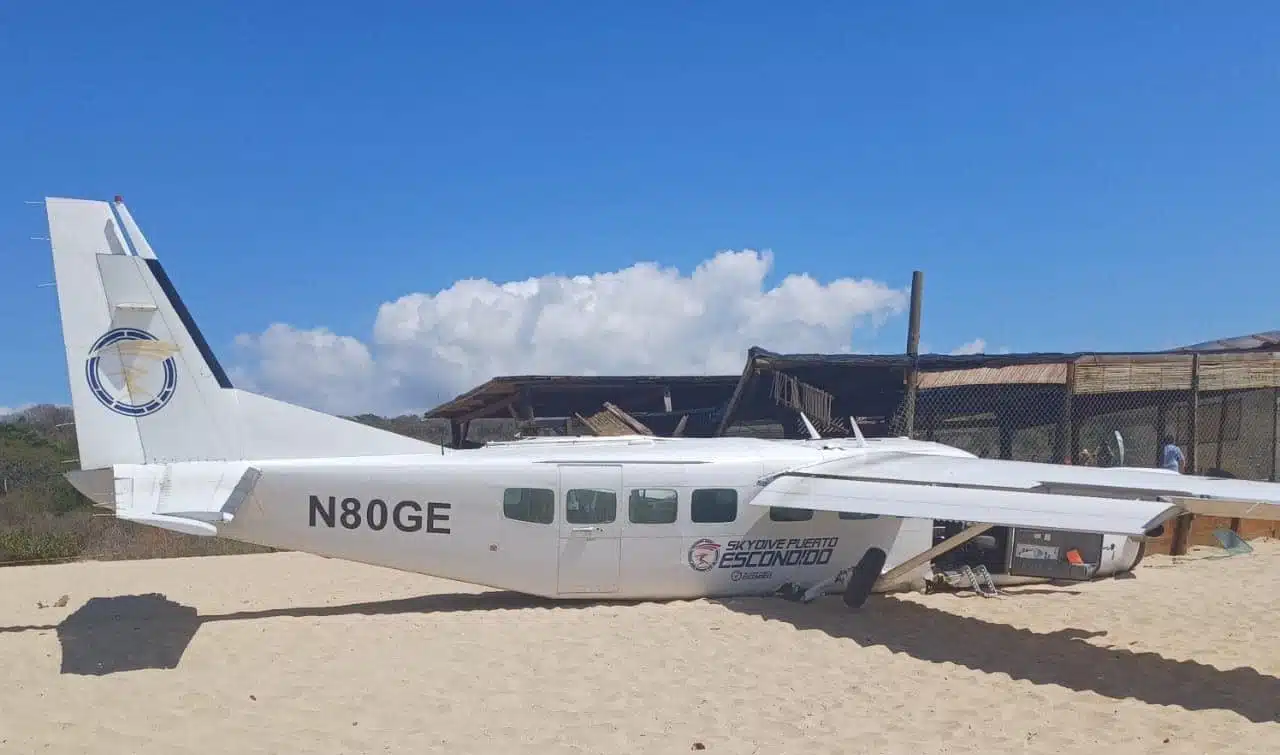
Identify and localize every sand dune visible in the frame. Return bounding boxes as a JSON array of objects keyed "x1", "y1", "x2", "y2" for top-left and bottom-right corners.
[{"x1": 1, "y1": 540, "x2": 1277, "y2": 754}]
